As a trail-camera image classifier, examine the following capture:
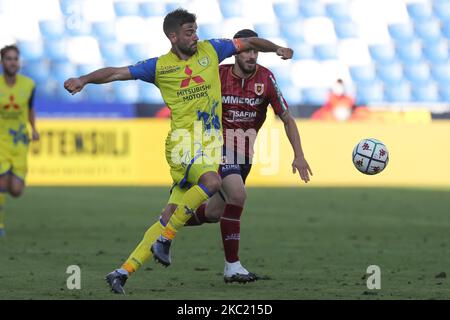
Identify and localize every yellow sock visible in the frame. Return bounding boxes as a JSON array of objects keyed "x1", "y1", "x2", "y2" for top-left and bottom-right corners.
[
  {"x1": 162, "y1": 185, "x2": 209, "y2": 240},
  {"x1": 0, "y1": 192, "x2": 5, "y2": 230},
  {"x1": 121, "y1": 219, "x2": 165, "y2": 274}
]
